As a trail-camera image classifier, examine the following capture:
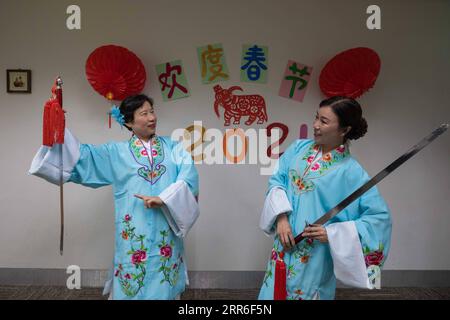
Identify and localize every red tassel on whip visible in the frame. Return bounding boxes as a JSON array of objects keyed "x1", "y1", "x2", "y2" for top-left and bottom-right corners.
[
  {"x1": 42, "y1": 100, "x2": 52, "y2": 147},
  {"x1": 55, "y1": 81, "x2": 65, "y2": 144},
  {"x1": 274, "y1": 251, "x2": 287, "y2": 300},
  {"x1": 43, "y1": 80, "x2": 65, "y2": 147},
  {"x1": 42, "y1": 77, "x2": 65, "y2": 255}
]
